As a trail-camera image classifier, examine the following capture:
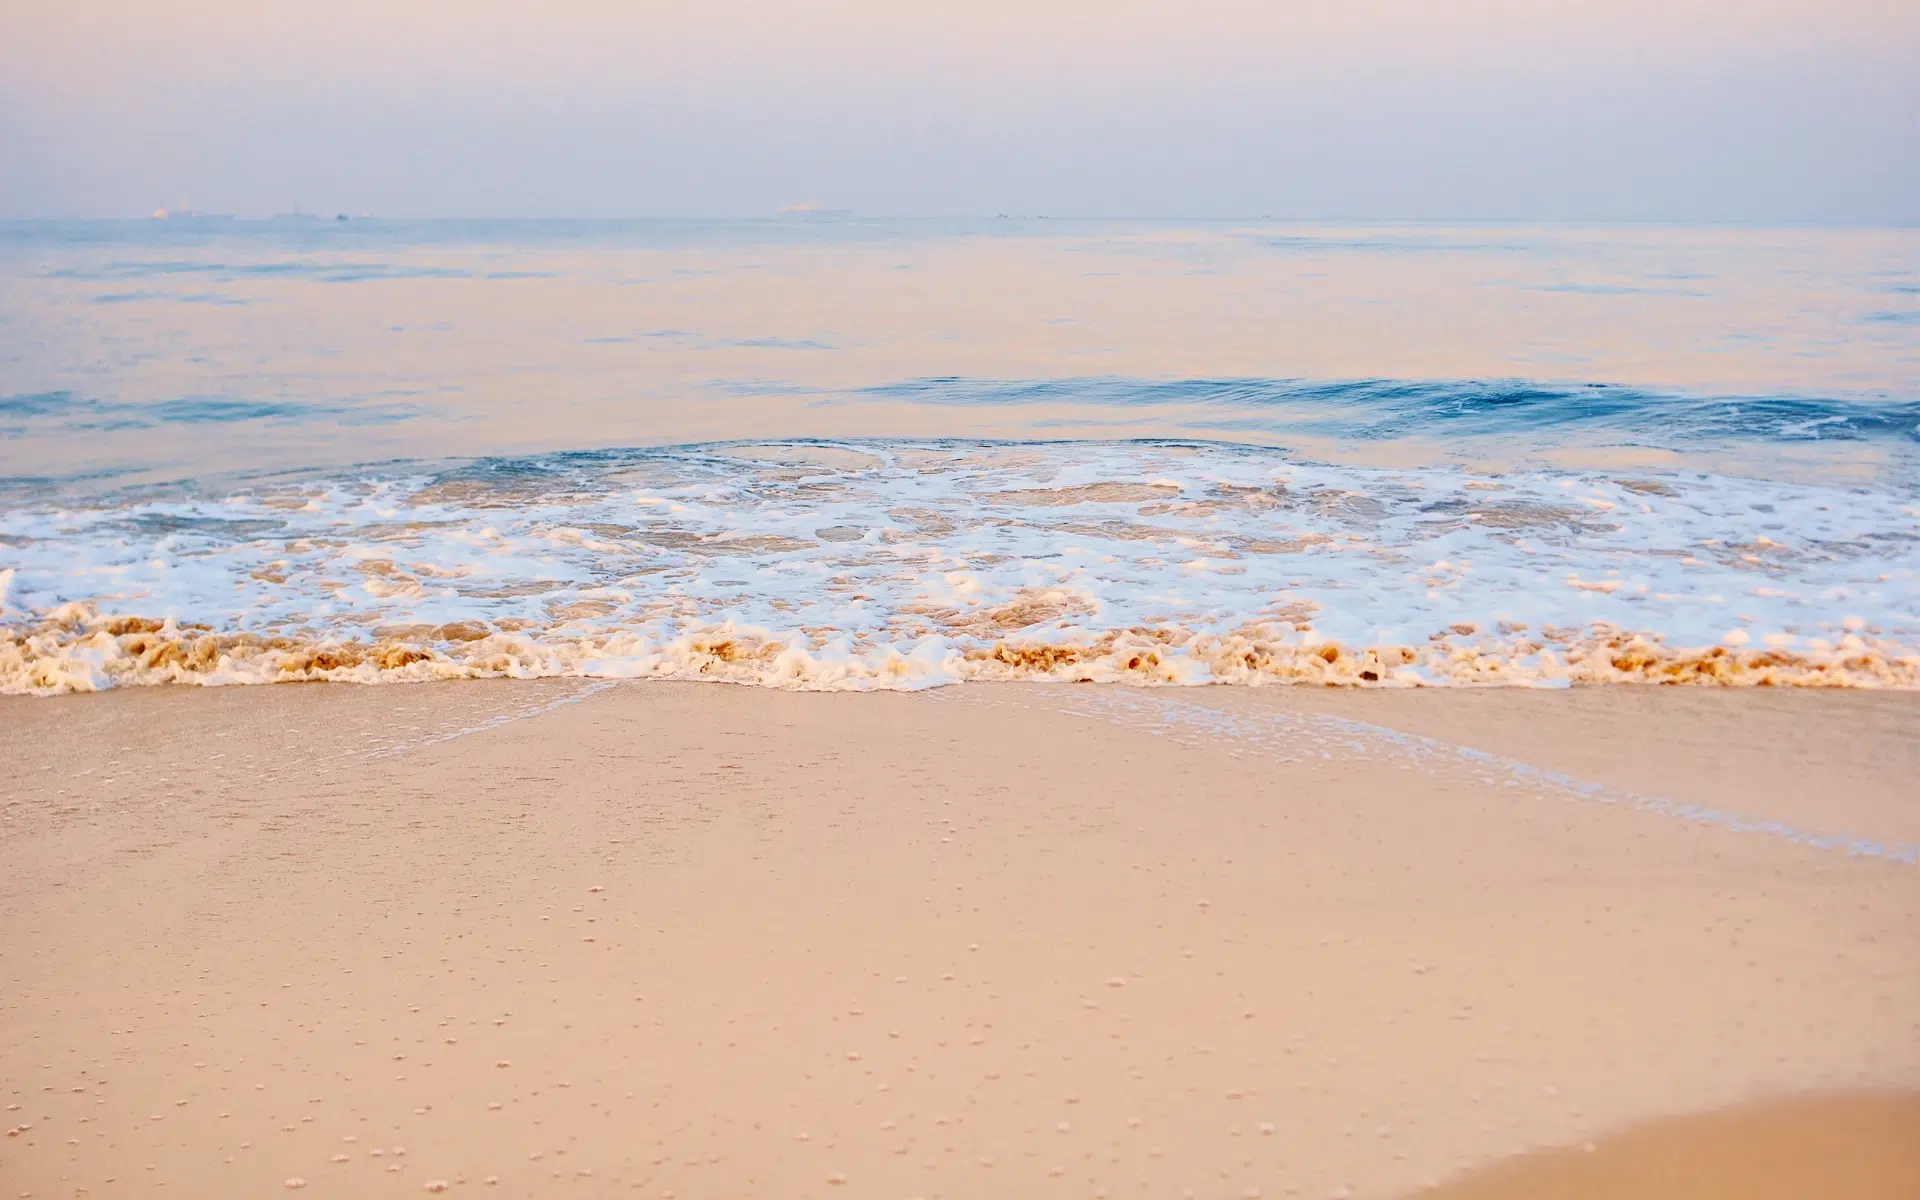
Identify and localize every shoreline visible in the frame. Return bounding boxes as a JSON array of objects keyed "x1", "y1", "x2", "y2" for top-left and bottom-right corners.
[
  {"x1": 7, "y1": 622, "x2": 1919, "y2": 696},
  {"x1": 3, "y1": 681, "x2": 1915, "y2": 1197}
]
